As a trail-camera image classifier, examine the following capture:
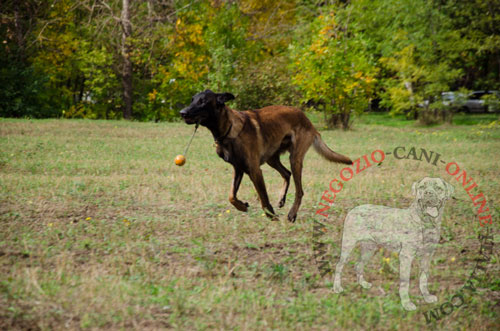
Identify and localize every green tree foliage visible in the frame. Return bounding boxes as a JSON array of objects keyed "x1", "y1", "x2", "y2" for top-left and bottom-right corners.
[
  {"x1": 291, "y1": 10, "x2": 377, "y2": 129},
  {"x1": 0, "y1": 0, "x2": 65, "y2": 118},
  {"x1": 347, "y1": 0, "x2": 499, "y2": 123},
  {"x1": 0, "y1": 0, "x2": 498, "y2": 125},
  {"x1": 374, "y1": 0, "x2": 463, "y2": 122},
  {"x1": 232, "y1": 0, "x2": 299, "y2": 110},
  {"x1": 149, "y1": 2, "x2": 211, "y2": 121}
]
